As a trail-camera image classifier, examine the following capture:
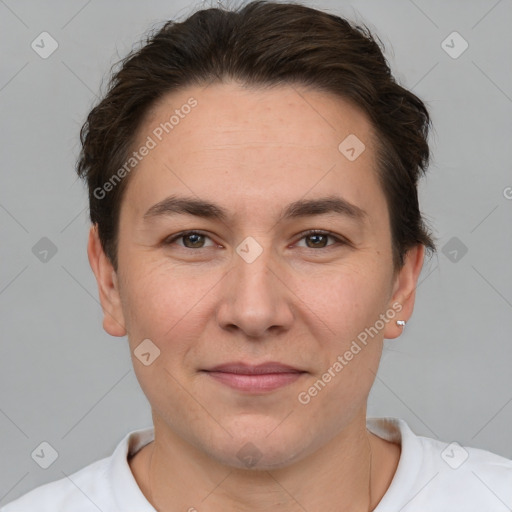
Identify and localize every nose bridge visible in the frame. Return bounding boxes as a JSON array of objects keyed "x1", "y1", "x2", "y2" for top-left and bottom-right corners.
[
  {"x1": 234, "y1": 235, "x2": 278, "y2": 307},
  {"x1": 235, "y1": 236, "x2": 274, "y2": 295},
  {"x1": 216, "y1": 235, "x2": 293, "y2": 337}
]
